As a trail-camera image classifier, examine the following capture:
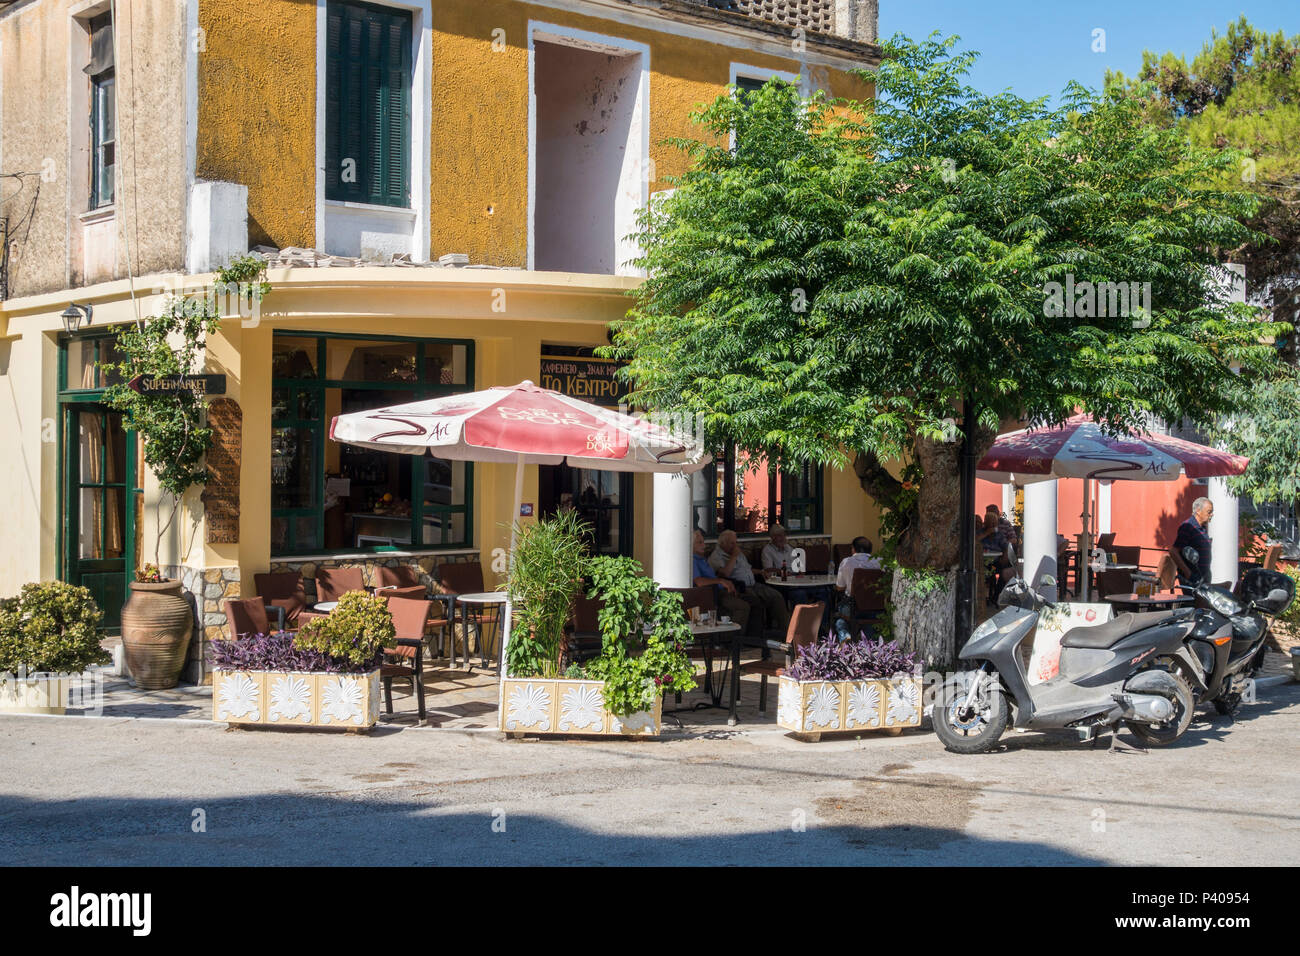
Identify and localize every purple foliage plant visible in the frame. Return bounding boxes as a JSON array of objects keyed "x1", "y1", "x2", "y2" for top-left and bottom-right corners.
[
  {"x1": 207, "y1": 631, "x2": 381, "y2": 674},
  {"x1": 785, "y1": 633, "x2": 919, "y2": 682}
]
